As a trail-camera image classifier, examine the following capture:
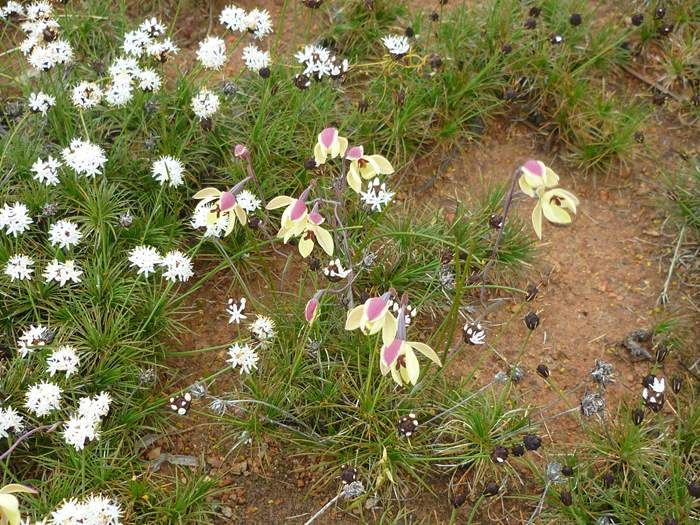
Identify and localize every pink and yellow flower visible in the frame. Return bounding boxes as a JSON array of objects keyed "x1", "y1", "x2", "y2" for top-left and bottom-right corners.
[
  {"x1": 304, "y1": 291, "x2": 323, "y2": 325},
  {"x1": 193, "y1": 177, "x2": 251, "y2": 237},
  {"x1": 345, "y1": 145, "x2": 394, "y2": 193},
  {"x1": 379, "y1": 300, "x2": 441, "y2": 386},
  {"x1": 313, "y1": 127, "x2": 348, "y2": 166},
  {"x1": 266, "y1": 185, "x2": 313, "y2": 242},
  {"x1": 0, "y1": 483, "x2": 37, "y2": 525},
  {"x1": 531, "y1": 187, "x2": 579, "y2": 239},
  {"x1": 298, "y1": 204, "x2": 334, "y2": 258},
  {"x1": 518, "y1": 159, "x2": 559, "y2": 197},
  {"x1": 345, "y1": 290, "x2": 396, "y2": 335}
]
